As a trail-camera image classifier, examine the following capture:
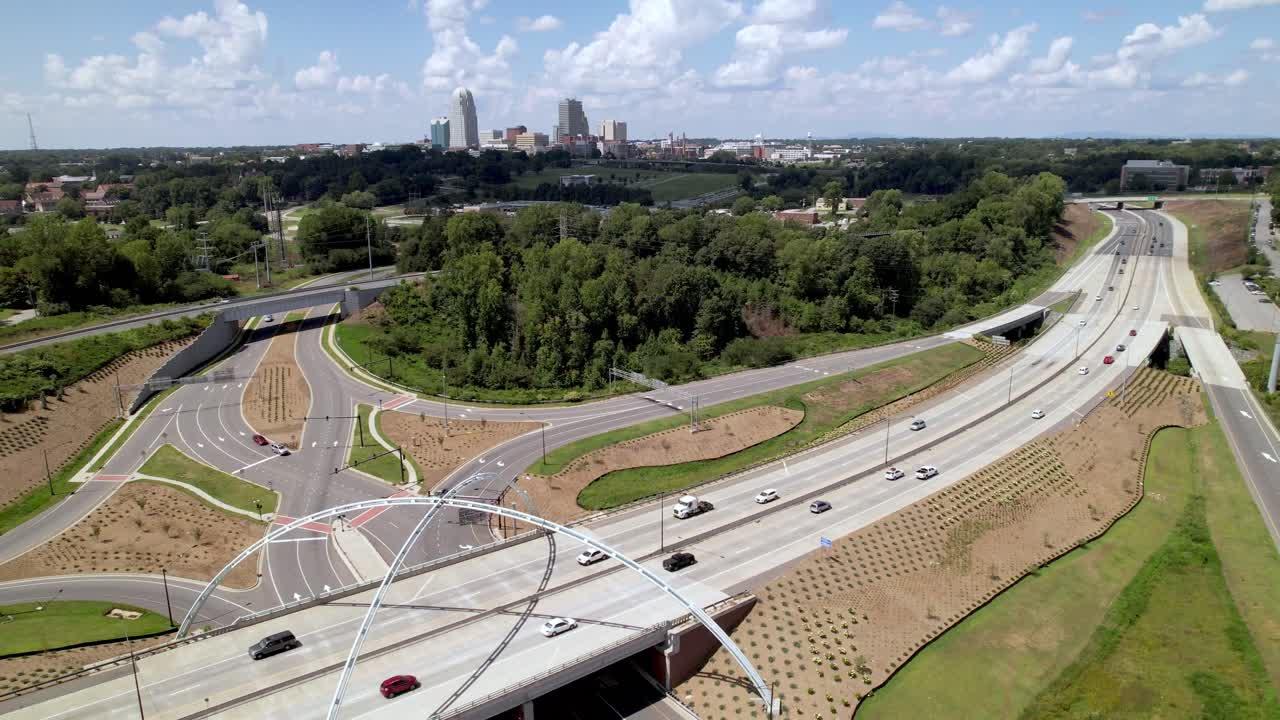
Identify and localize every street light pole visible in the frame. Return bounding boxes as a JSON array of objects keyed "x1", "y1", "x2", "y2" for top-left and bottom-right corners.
[
  {"x1": 883, "y1": 418, "x2": 891, "y2": 466},
  {"x1": 1007, "y1": 366, "x2": 1015, "y2": 405},
  {"x1": 161, "y1": 568, "x2": 174, "y2": 627},
  {"x1": 43, "y1": 449, "x2": 53, "y2": 496},
  {"x1": 540, "y1": 422, "x2": 547, "y2": 465},
  {"x1": 659, "y1": 492, "x2": 665, "y2": 553},
  {"x1": 126, "y1": 633, "x2": 146, "y2": 719}
]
